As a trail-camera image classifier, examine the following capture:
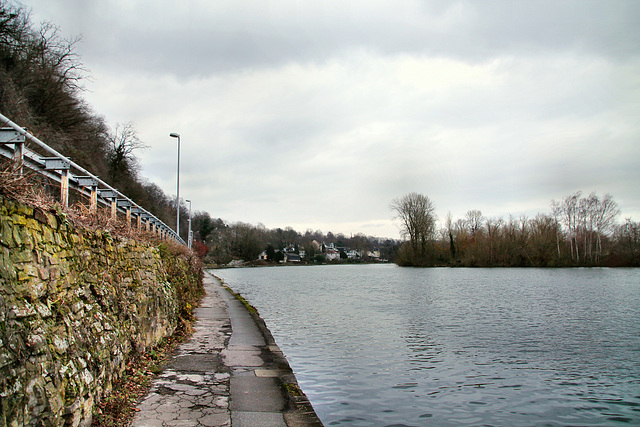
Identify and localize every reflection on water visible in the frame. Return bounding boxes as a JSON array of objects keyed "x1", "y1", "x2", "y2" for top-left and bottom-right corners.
[{"x1": 215, "y1": 265, "x2": 640, "y2": 426}]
